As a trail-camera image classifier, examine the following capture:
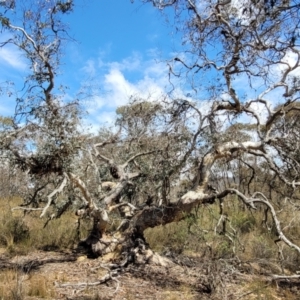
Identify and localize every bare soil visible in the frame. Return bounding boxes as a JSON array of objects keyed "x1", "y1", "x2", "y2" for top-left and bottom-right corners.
[{"x1": 0, "y1": 249, "x2": 299, "y2": 299}]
